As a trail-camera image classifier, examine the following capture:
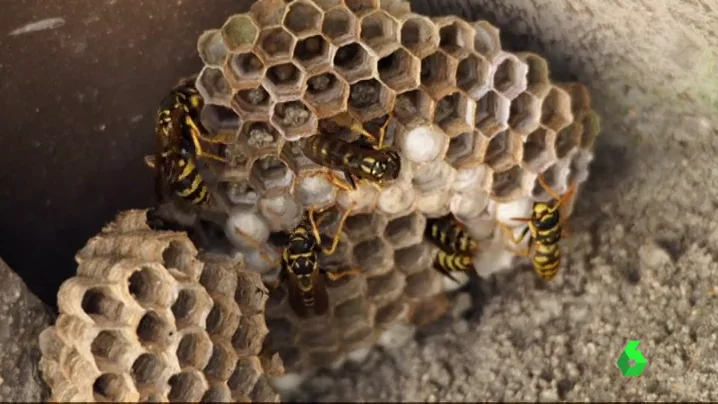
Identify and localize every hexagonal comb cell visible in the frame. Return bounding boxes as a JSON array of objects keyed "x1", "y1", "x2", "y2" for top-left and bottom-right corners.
[
  {"x1": 176, "y1": 330, "x2": 213, "y2": 369},
  {"x1": 456, "y1": 53, "x2": 491, "y2": 98},
  {"x1": 420, "y1": 51, "x2": 458, "y2": 100},
  {"x1": 93, "y1": 373, "x2": 134, "y2": 402},
  {"x1": 475, "y1": 90, "x2": 510, "y2": 137},
  {"x1": 353, "y1": 238, "x2": 391, "y2": 275},
  {"x1": 264, "y1": 62, "x2": 306, "y2": 101},
  {"x1": 360, "y1": 10, "x2": 399, "y2": 56},
  {"x1": 555, "y1": 124, "x2": 582, "y2": 159},
  {"x1": 322, "y1": 7, "x2": 357, "y2": 46},
  {"x1": 394, "y1": 89, "x2": 434, "y2": 128},
  {"x1": 434, "y1": 91, "x2": 476, "y2": 137},
  {"x1": 378, "y1": 48, "x2": 420, "y2": 93},
  {"x1": 580, "y1": 111, "x2": 601, "y2": 150},
  {"x1": 333, "y1": 42, "x2": 374, "y2": 83},
  {"x1": 127, "y1": 266, "x2": 173, "y2": 308},
  {"x1": 522, "y1": 127, "x2": 557, "y2": 173},
  {"x1": 541, "y1": 86, "x2": 574, "y2": 132},
  {"x1": 221, "y1": 15, "x2": 259, "y2": 53},
  {"x1": 226, "y1": 52, "x2": 265, "y2": 90},
  {"x1": 172, "y1": 287, "x2": 212, "y2": 329},
  {"x1": 271, "y1": 99, "x2": 317, "y2": 140},
  {"x1": 256, "y1": 27, "x2": 296, "y2": 64},
  {"x1": 471, "y1": 21, "x2": 501, "y2": 61},
  {"x1": 293, "y1": 35, "x2": 332, "y2": 74},
  {"x1": 136, "y1": 310, "x2": 173, "y2": 349},
  {"x1": 492, "y1": 54, "x2": 528, "y2": 101},
  {"x1": 491, "y1": 164, "x2": 525, "y2": 201},
  {"x1": 200, "y1": 104, "x2": 241, "y2": 143},
  {"x1": 168, "y1": 370, "x2": 207, "y2": 402},
  {"x1": 437, "y1": 18, "x2": 474, "y2": 57},
  {"x1": 484, "y1": 129, "x2": 522, "y2": 172},
  {"x1": 81, "y1": 286, "x2": 127, "y2": 326},
  {"x1": 384, "y1": 211, "x2": 425, "y2": 249},
  {"x1": 519, "y1": 52, "x2": 551, "y2": 99},
  {"x1": 197, "y1": 66, "x2": 232, "y2": 104},
  {"x1": 131, "y1": 352, "x2": 164, "y2": 388},
  {"x1": 508, "y1": 92, "x2": 542, "y2": 134},
  {"x1": 304, "y1": 71, "x2": 350, "y2": 119},
  {"x1": 250, "y1": 0, "x2": 288, "y2": 27},
  {"x1": 249, "y1": 154, "x2": 293, "y2": 195},
  {"x1": 232, "y1": 85, "x2": 271, "y2": 121},
  {"x1": 399, "y1": 15, "x2": 438, "y2": 59},
  {"x1": 284, "y1": 1, "x2": 323, "y2": 38},
  {"x1": 345, "y1": 0, "x2": 378, "y2": 17},
  {"x1": 349, "y1": 78, "x2": 395, "y2": 122},
  {"x1": 90, "y1": 330, "x2": 134, "y2": 368},
  {"x1": 198, "y1": 29, "x2": 229, "y2": 67},
  {"x1": 445, "y1": 130, "x2": 488, "y2": 168},
  {"x1": 238, "y1": 121, "x2": 282, "y2": 155}
]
